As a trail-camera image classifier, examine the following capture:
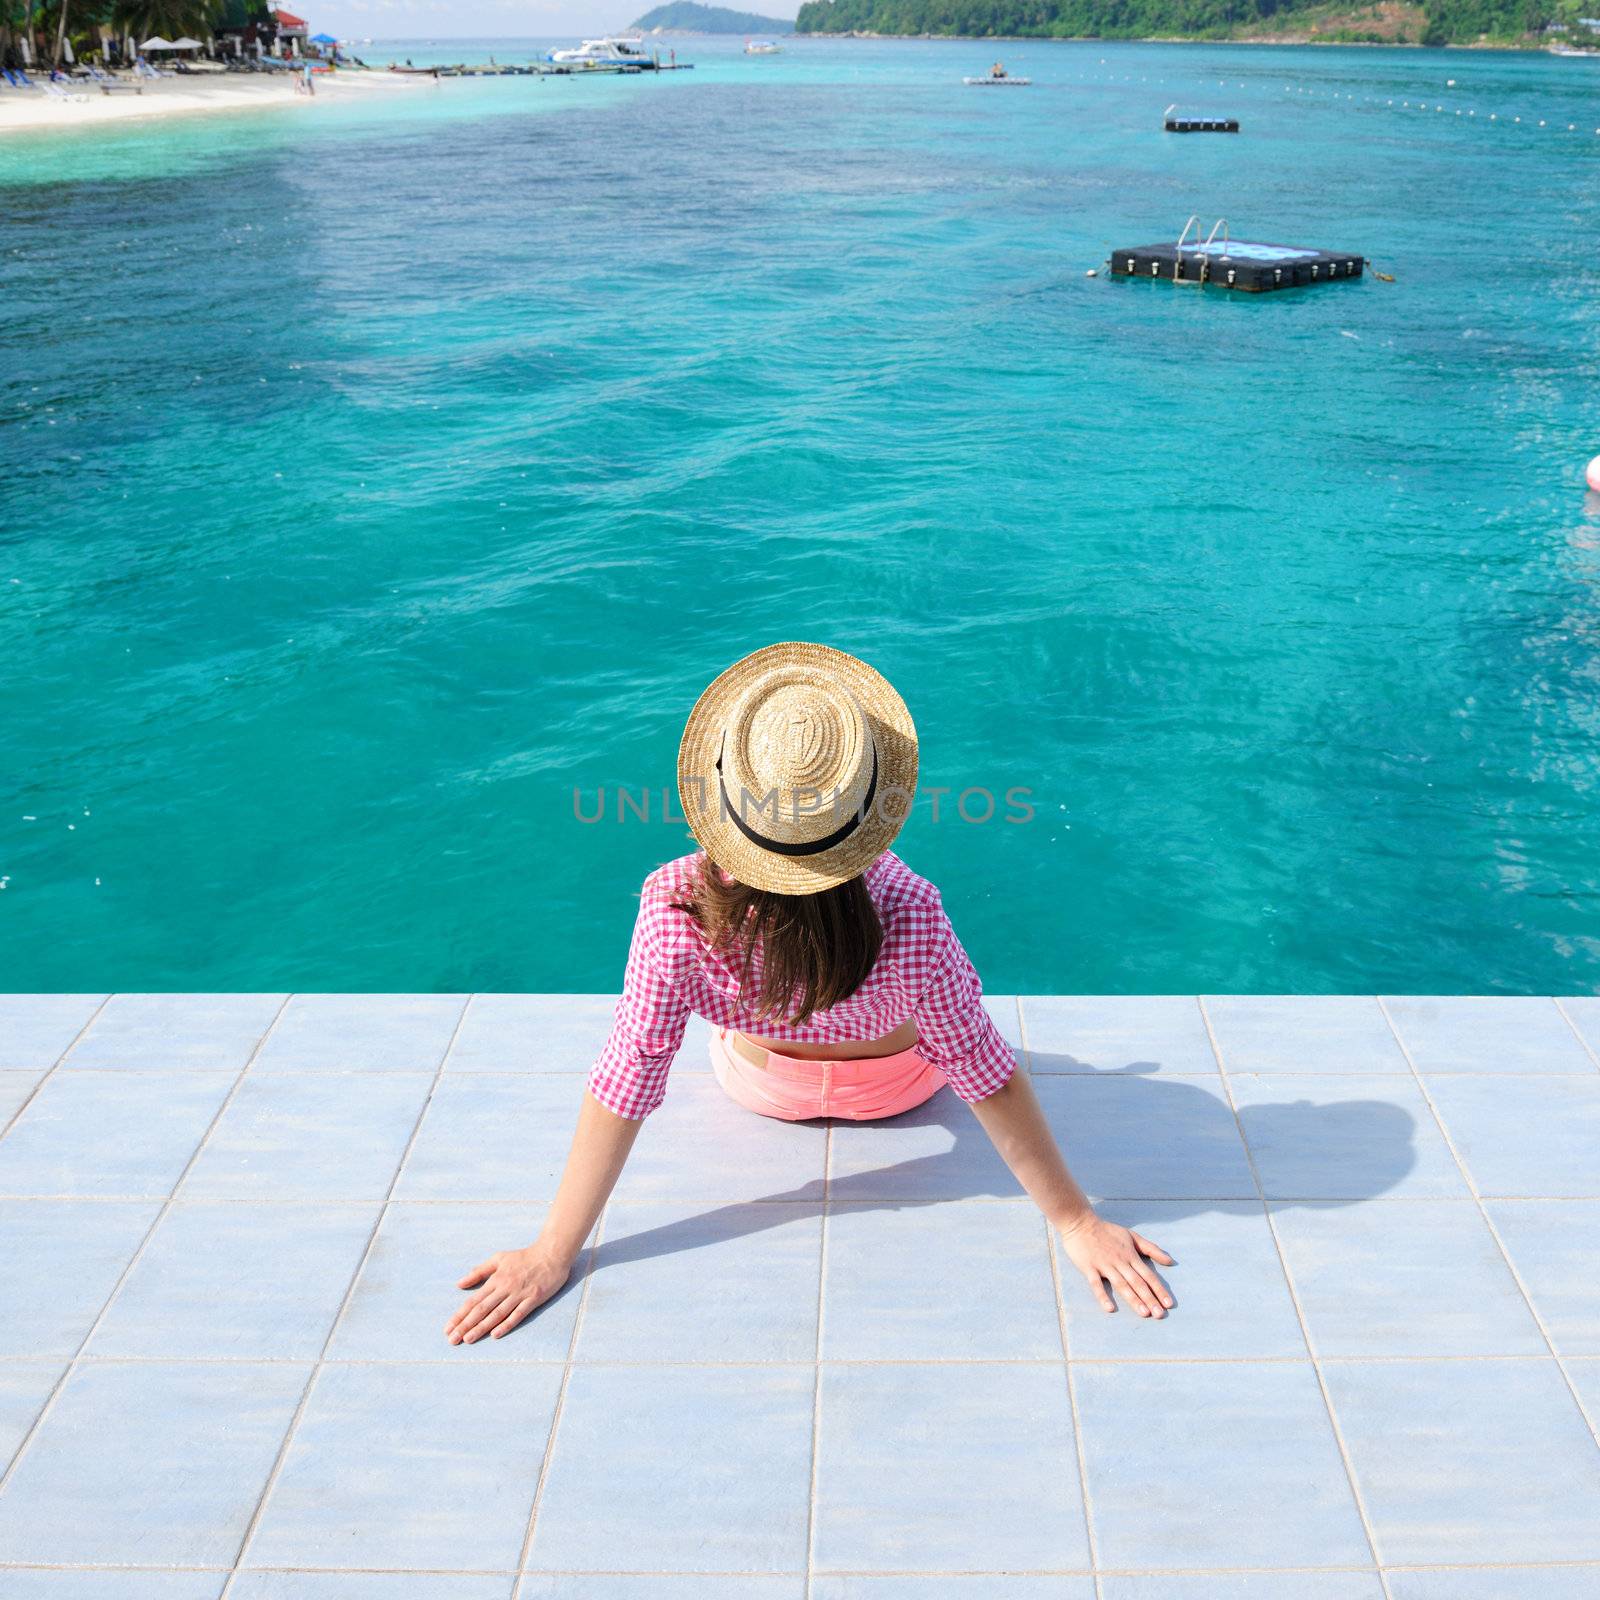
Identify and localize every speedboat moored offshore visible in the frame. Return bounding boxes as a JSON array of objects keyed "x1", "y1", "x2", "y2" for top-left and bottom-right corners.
[{"x1": 545, "y1": 35, "x2": 655, "y2": 67}]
